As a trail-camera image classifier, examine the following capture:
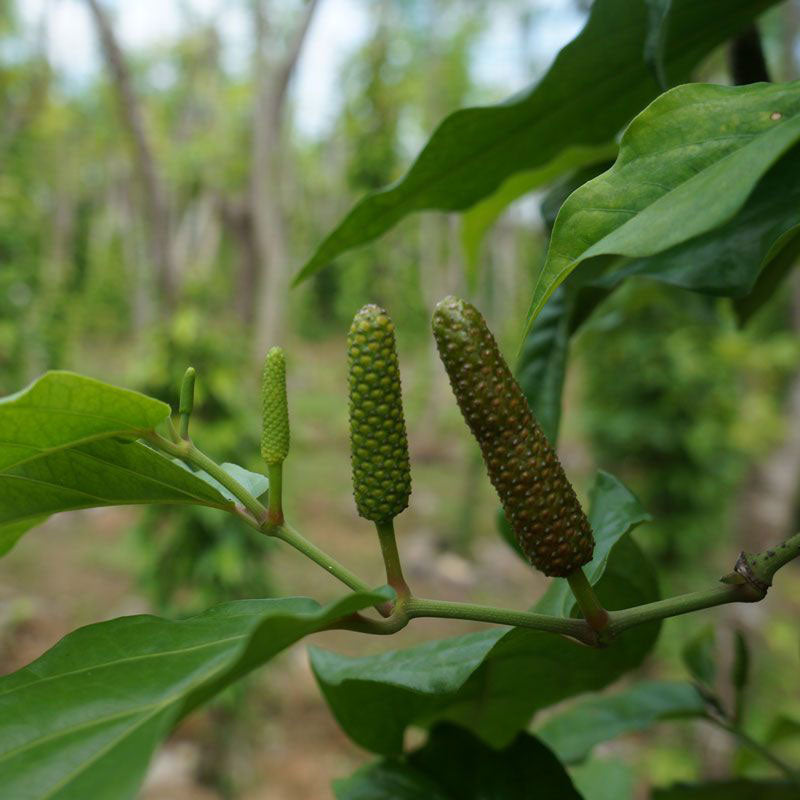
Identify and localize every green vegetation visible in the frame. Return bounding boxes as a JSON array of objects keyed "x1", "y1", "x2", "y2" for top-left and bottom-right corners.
[{"x1": 1, "y1": 1, "x2": 800, "y2": 798}]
